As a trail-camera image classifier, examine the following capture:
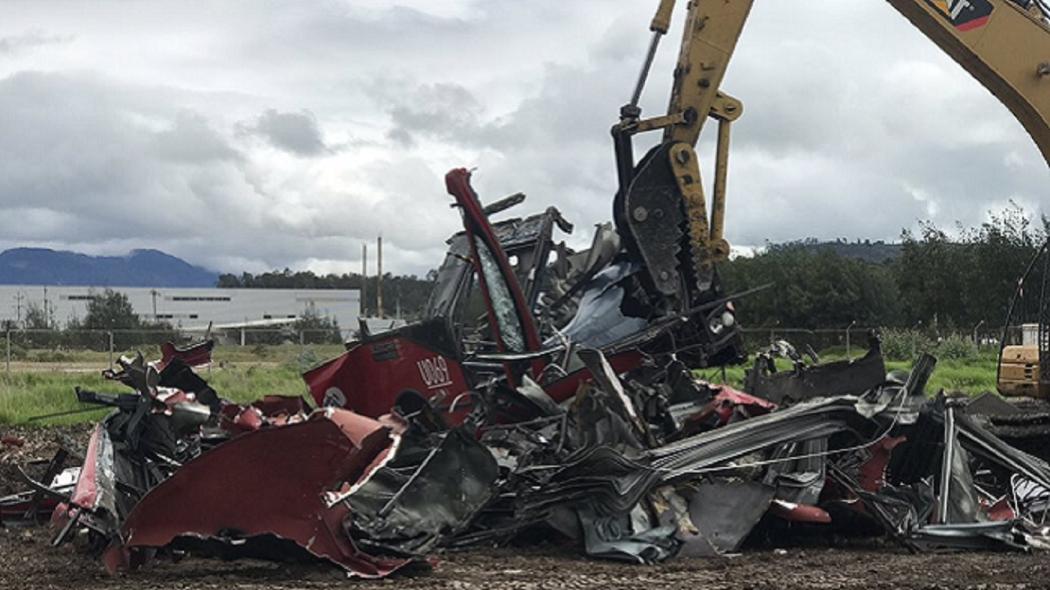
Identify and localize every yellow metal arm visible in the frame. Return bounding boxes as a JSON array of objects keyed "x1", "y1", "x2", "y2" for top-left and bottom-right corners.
[
  {"x1": 665, "y1": 0, "x2": 753, "y2": 146},
  {"x1": 887, "y1": 0, "x2": 1050, "y2": 164},
  {"x1": 614, "y1": 0, "x2": 1050, "y2": 309}
]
